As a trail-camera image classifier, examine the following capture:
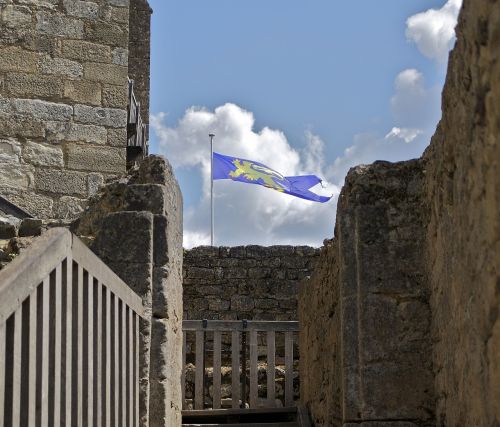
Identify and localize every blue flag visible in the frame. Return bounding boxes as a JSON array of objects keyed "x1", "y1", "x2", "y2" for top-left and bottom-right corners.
[{"x1": 213, "y1": 152, "x2": 332, "y2": 203}]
